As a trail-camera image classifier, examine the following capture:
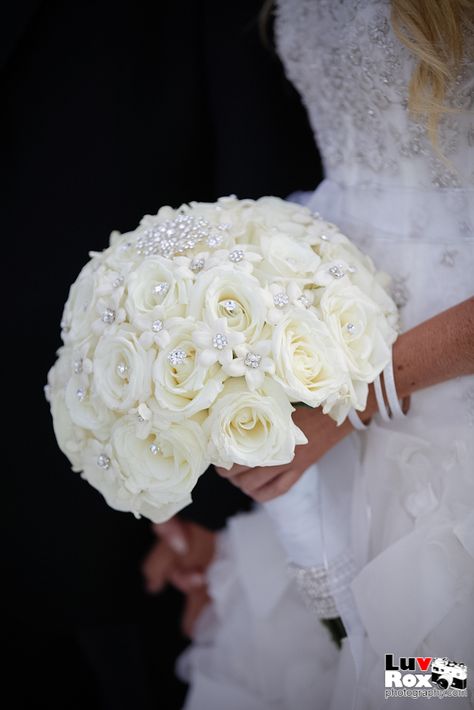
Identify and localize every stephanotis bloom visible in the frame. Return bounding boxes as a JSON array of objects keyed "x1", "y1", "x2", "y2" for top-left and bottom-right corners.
[
  {"x1": 192, "y1": 318, "x2": 245, "y2": 368},
  {"x1": 266, "y1": 281, "x2": 315, "y2": 325},
  {"x1": 129, "y1": 401, "x2": 153, "y2": 439},
  {"x1": 225, "y1": 340, "x2": 275, "y2": 390},
  {"x1": 137, "y1": 308, "x2": 176, "y2": 349},
  {"x1": 205, "y1": 246, "x2": 262, "y2": 274},
  {"x1": 175, "y1": 246, "x2": 262, "y2": 277},
  {"x1": 92, "y1": 295, "x2": 127, "y2": 336}
]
